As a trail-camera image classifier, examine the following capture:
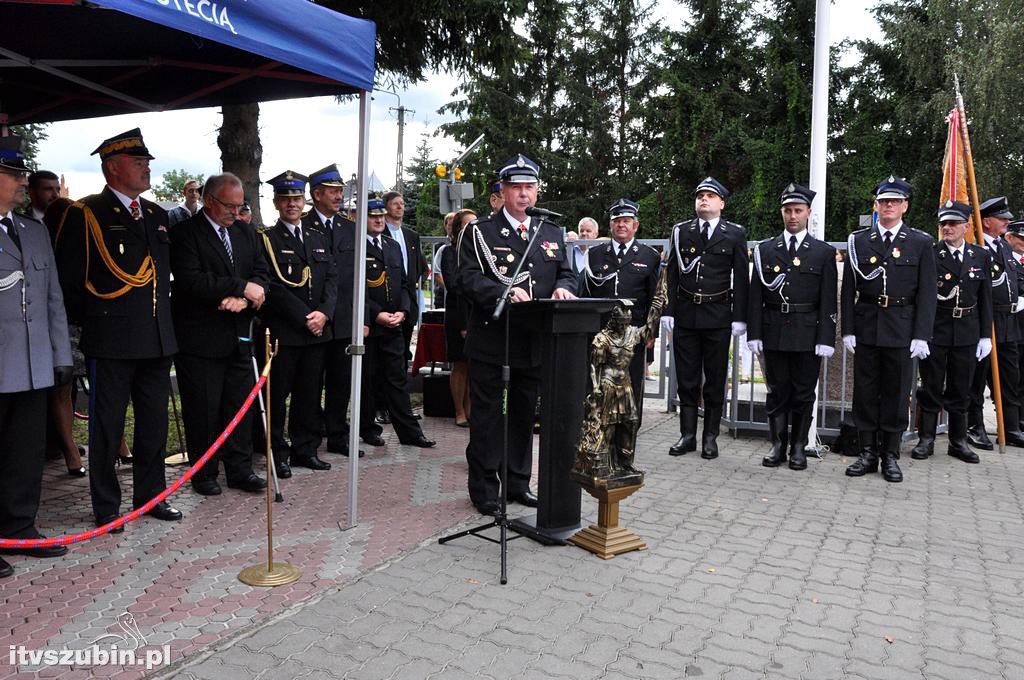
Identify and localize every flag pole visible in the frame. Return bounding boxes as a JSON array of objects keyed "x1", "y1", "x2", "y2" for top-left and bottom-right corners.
[{"x1": 955, "y1": 75, "x2": 1006, "y2": 453}]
